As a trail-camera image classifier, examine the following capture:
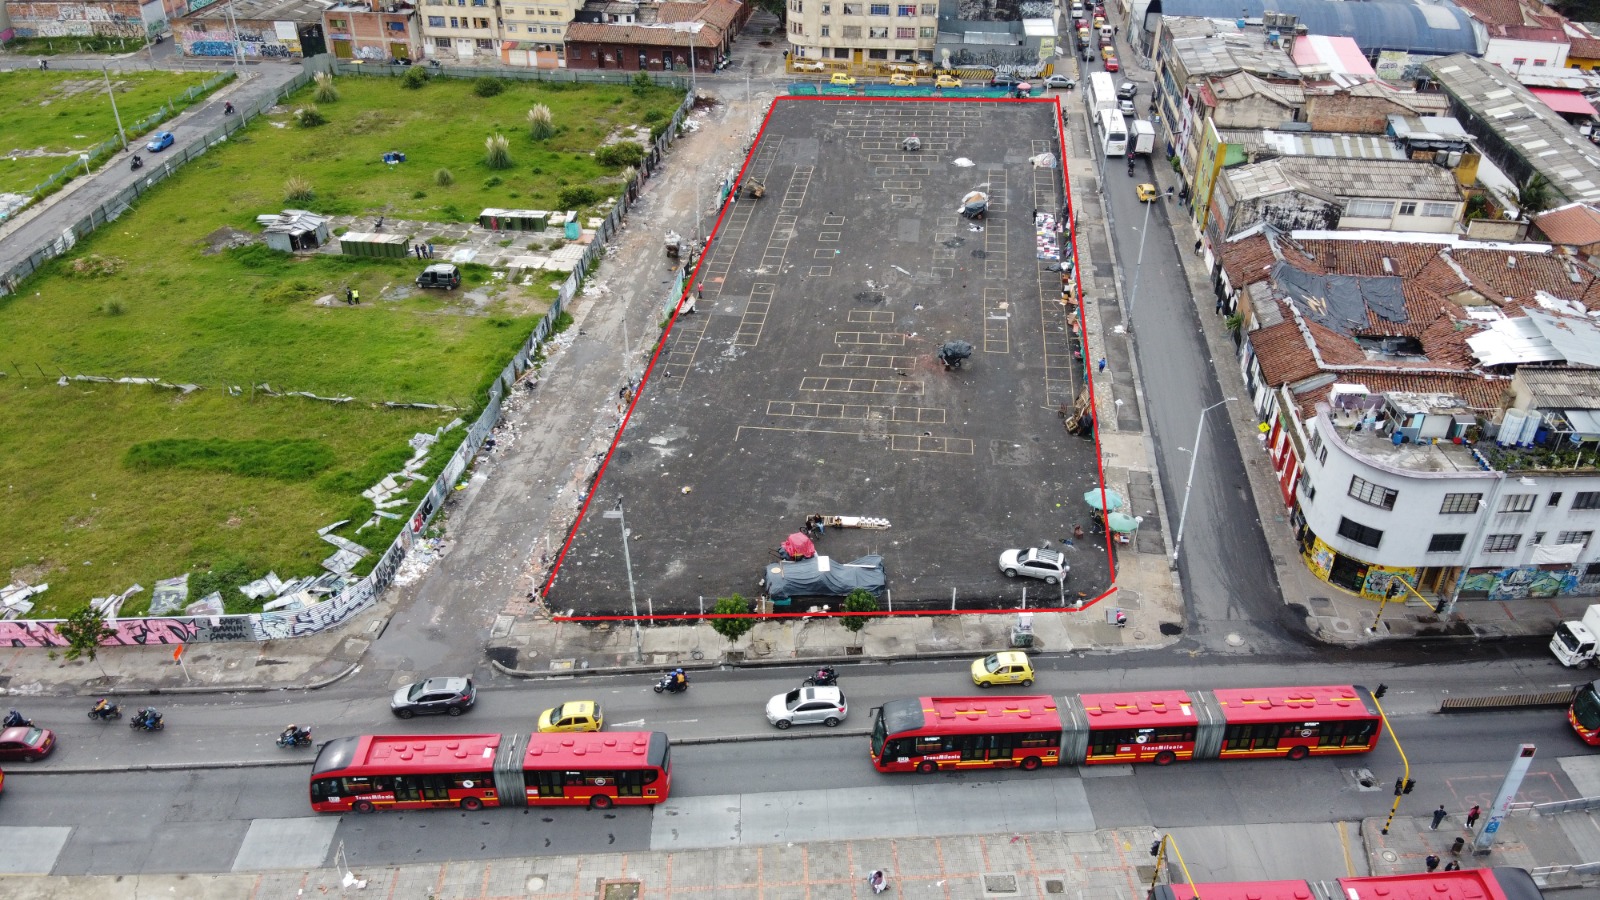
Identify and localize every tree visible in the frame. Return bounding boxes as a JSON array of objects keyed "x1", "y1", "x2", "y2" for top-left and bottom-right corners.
[
  {"x1": 709, "y1": 593, "x2": 756, "y2": 642},
  {"x1": 58, "y1": 604, "x2": 115, "y2": 675},
  {"x1": 1517, "y1": 174, "x2": 1552, "y2": 217},
  {"x1": 840, "y1": 589, "x2": 880, "y2": 640}
]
